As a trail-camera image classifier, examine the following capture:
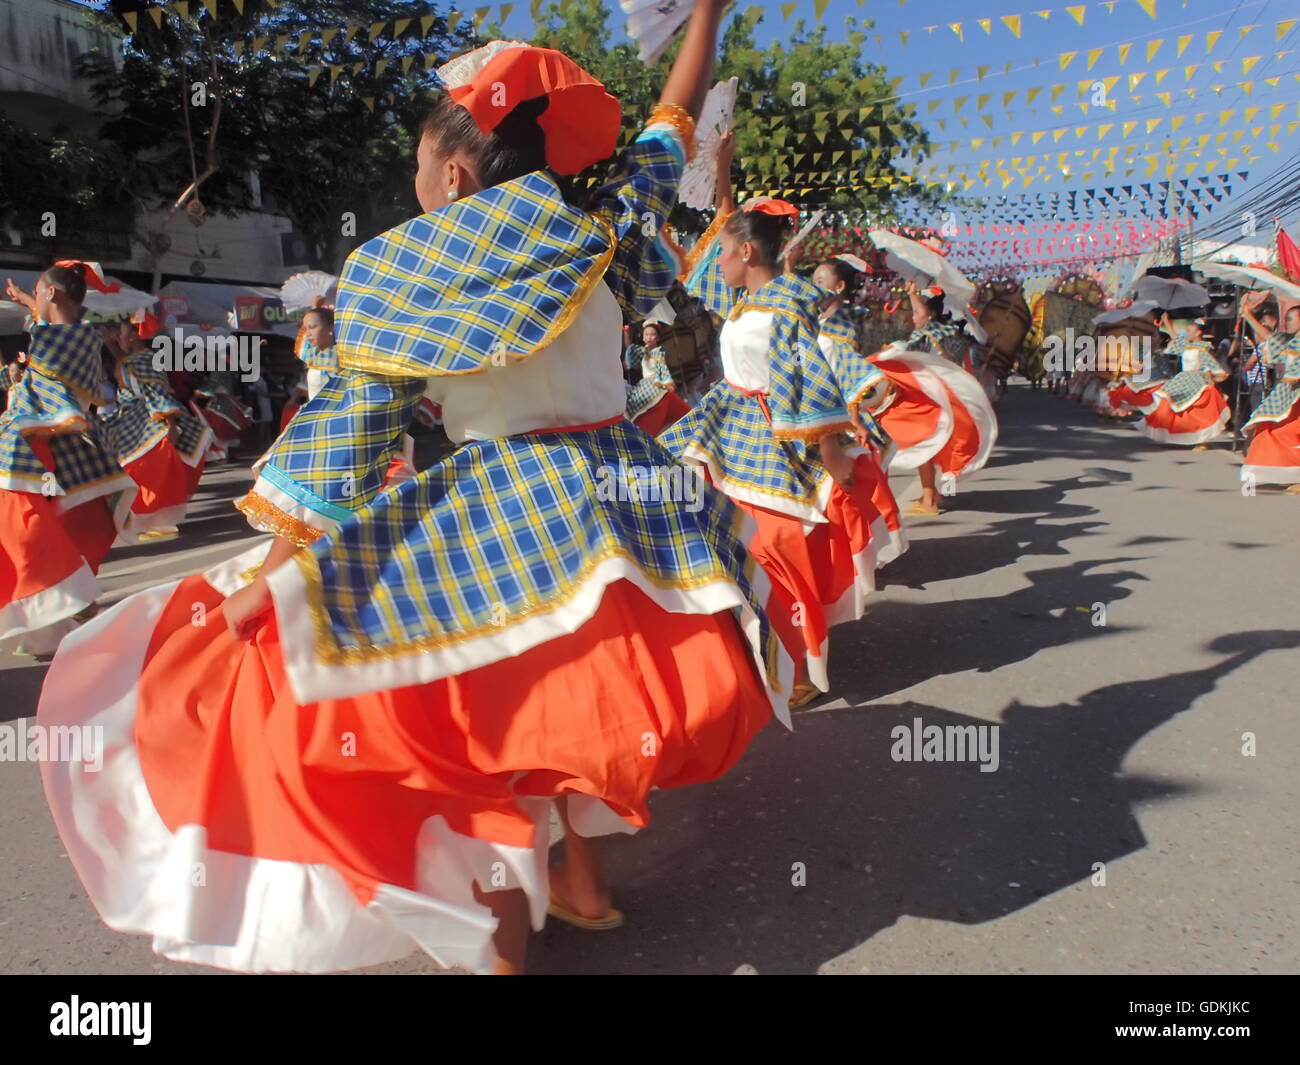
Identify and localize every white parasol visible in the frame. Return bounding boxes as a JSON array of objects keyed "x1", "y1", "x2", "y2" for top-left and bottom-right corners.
[
  {"x1": 279, "y1": 271, "x2": 338, "y2": 313},
  {"x1": 1194, "y1": 260, "x2": 1300, "y2": 301},
  {"x1": 1132, "y1": 274, "x2": 1209, "y2": 310},
  {"x1": 620, "y1": 0, "x2": 693, "y2": 64},
  {"x1": 679, "y1": 77, "x2": 738, "y2": 211},
  {"x1": 867, "y1": 228, "x2": 987, "y2": 343},
  {"x1": 1092, "y1": 299, "x2": 1160, "y2": 326}
]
